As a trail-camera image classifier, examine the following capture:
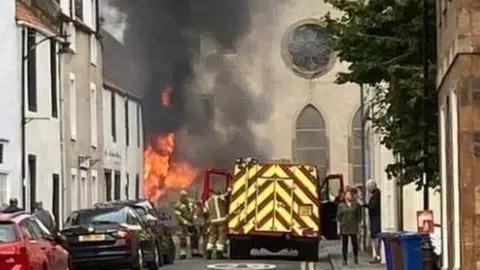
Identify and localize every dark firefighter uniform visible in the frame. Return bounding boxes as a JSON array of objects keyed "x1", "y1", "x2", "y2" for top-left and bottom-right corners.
[
  {"x1": 174, "y1": 190, "x2": 202, "y2": 259},
  {"x1": 203, "y1": 188, "x2": 230, "y2": 259}
]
